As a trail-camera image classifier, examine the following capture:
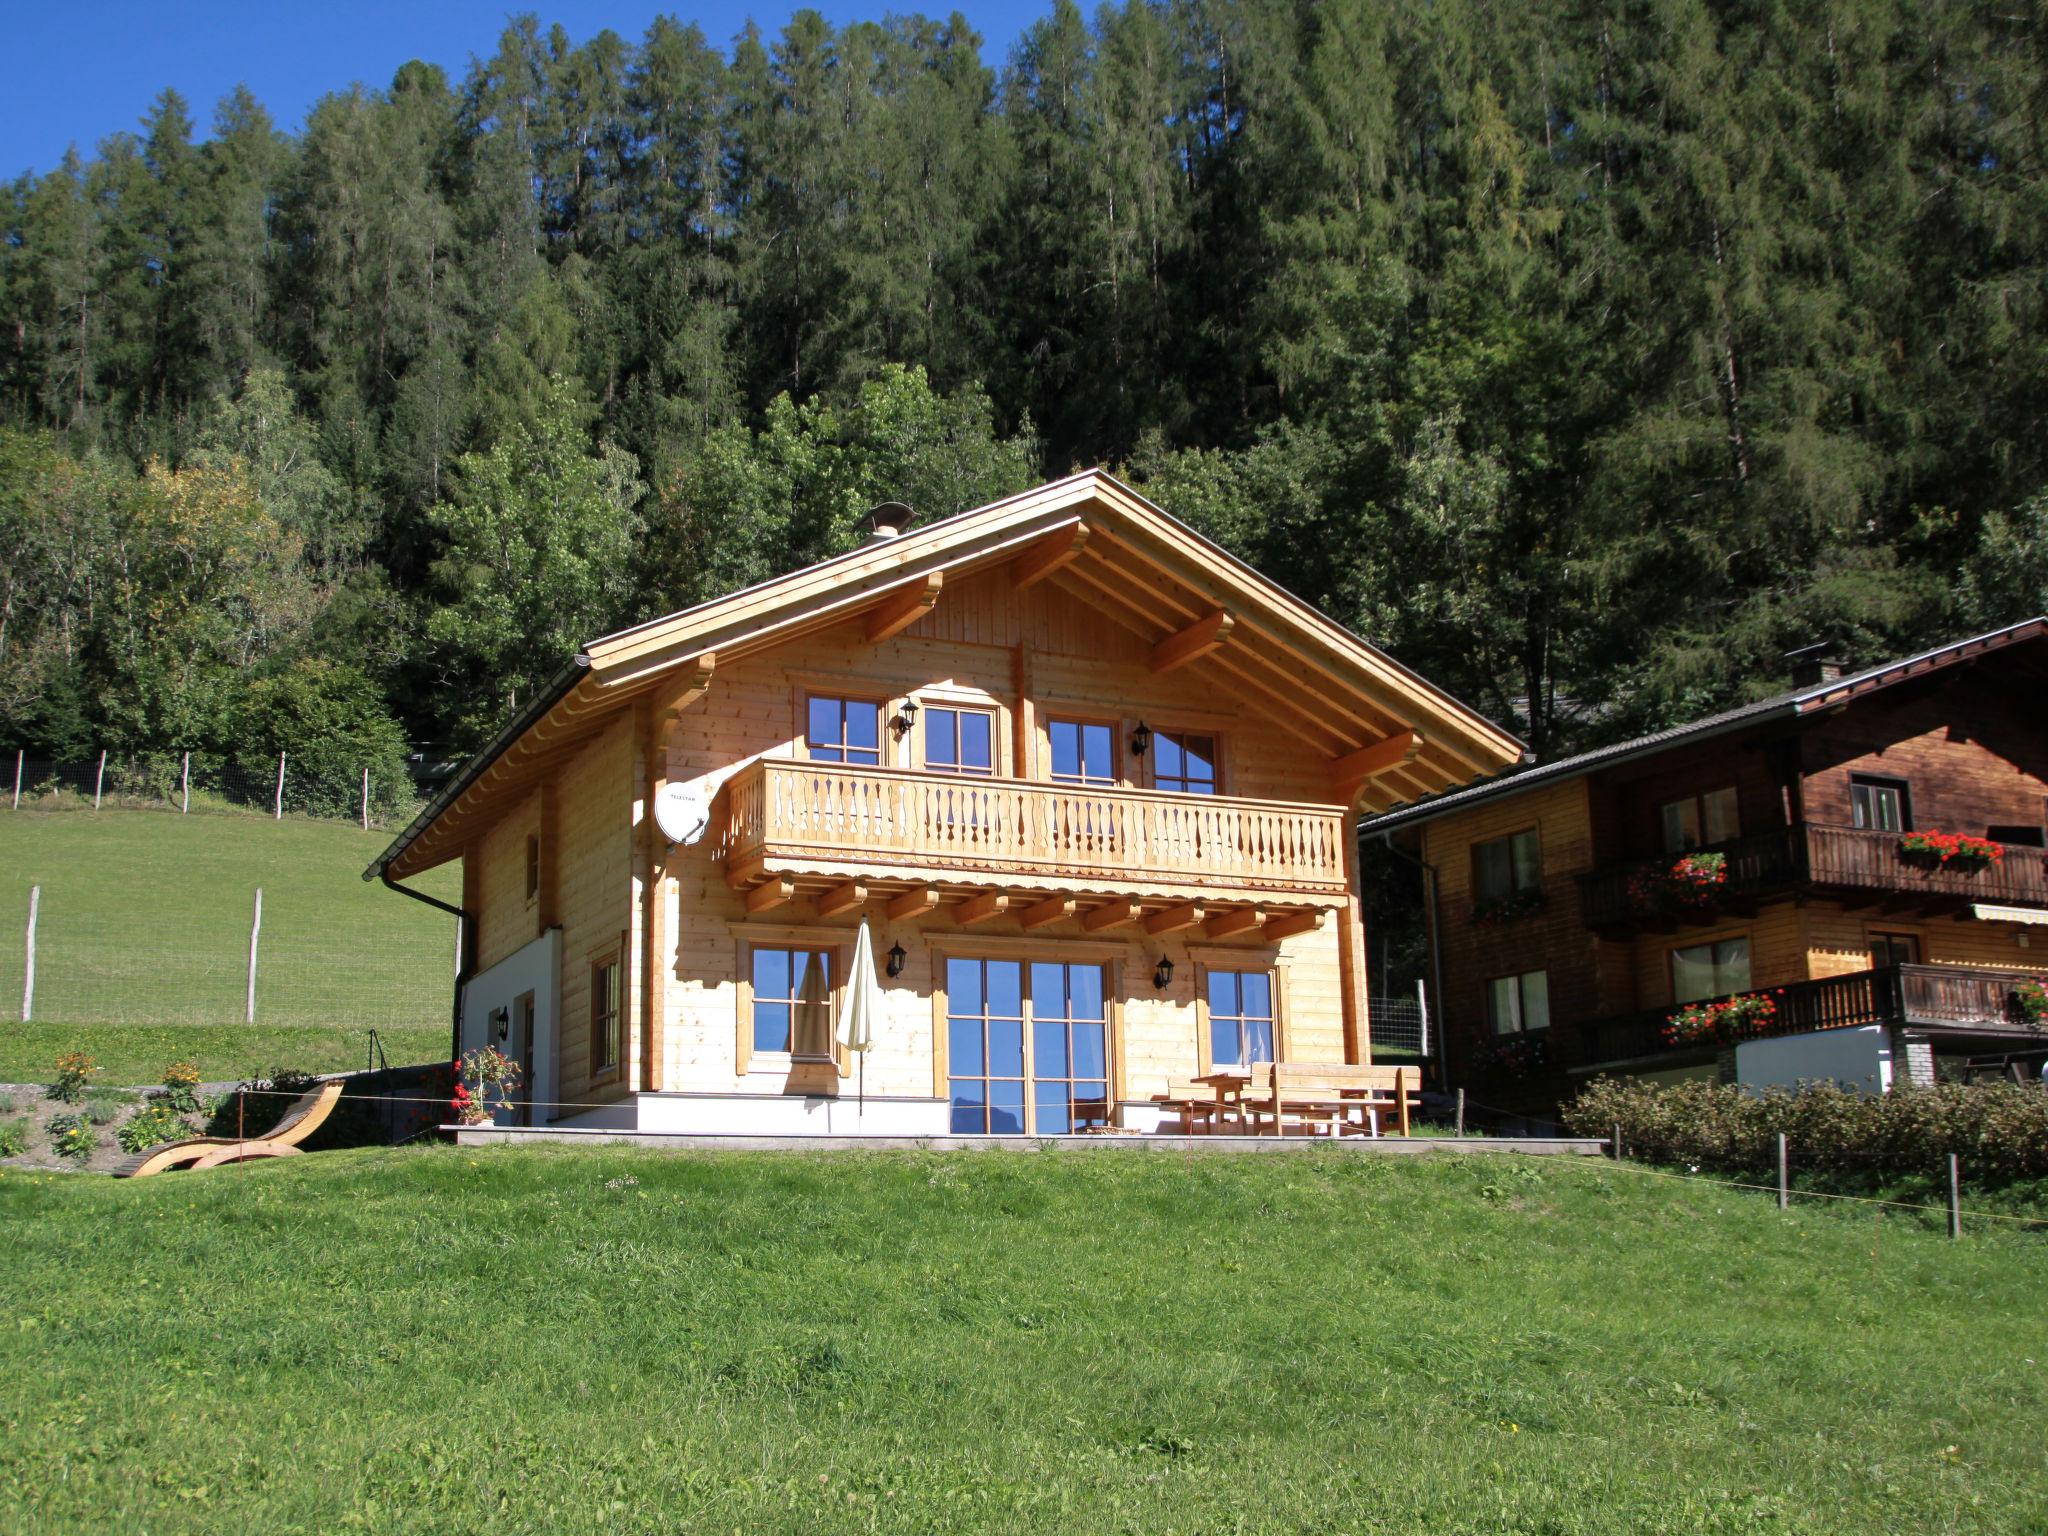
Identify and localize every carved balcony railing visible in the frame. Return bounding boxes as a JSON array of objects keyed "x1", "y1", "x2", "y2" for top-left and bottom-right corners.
[
  {"x1": 1579, "y1": 824, "x2": 2048, "y2": 932},
  {"x1": 714, "y1": 758, "x2": 1350, "y2": 903}
]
